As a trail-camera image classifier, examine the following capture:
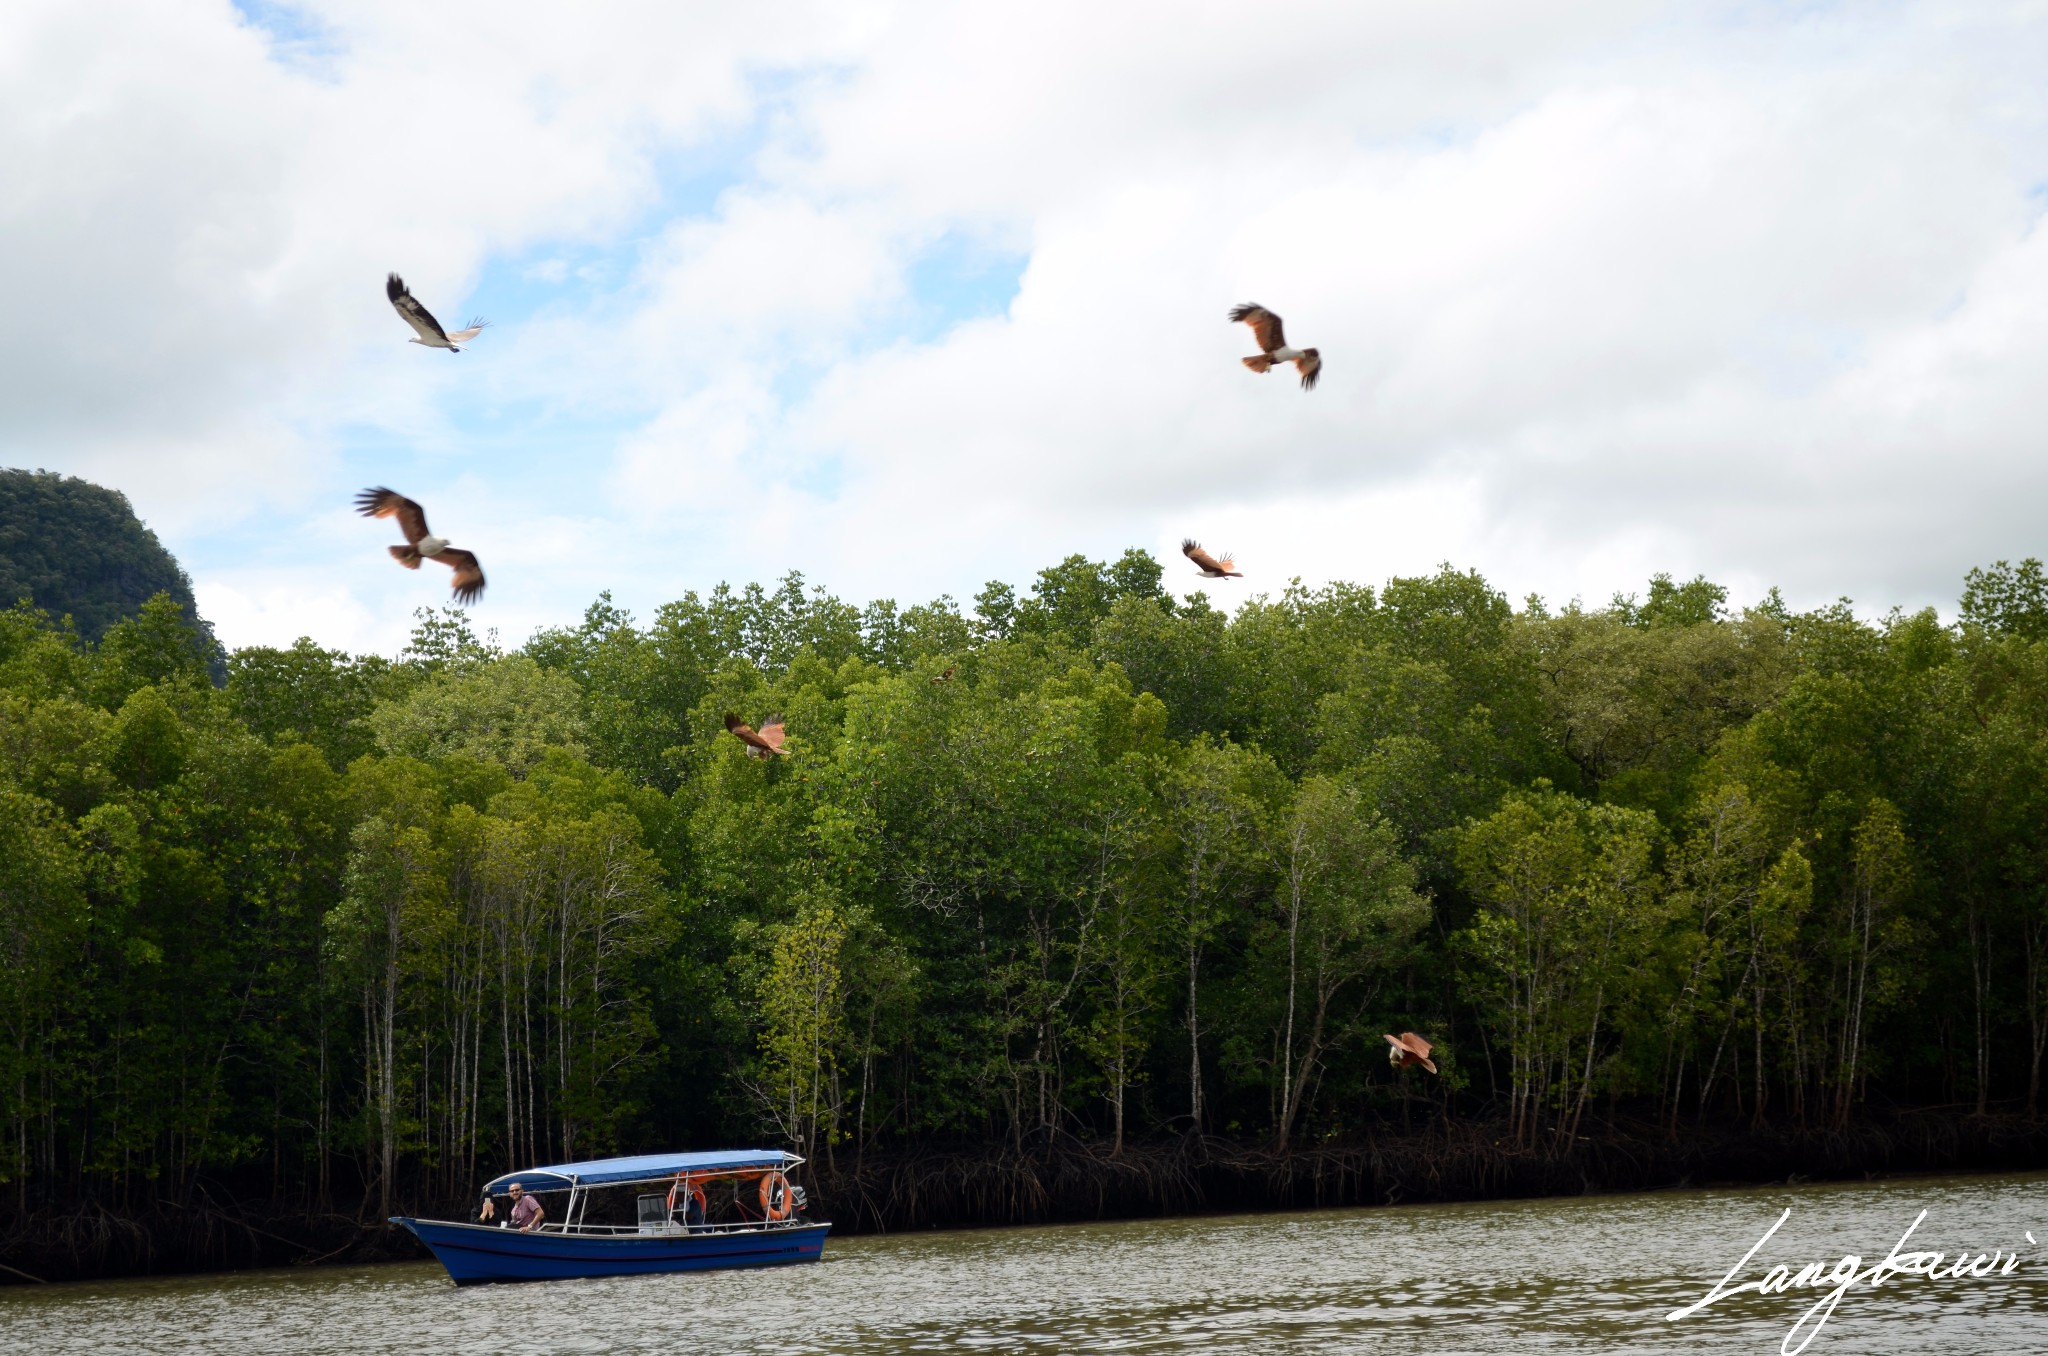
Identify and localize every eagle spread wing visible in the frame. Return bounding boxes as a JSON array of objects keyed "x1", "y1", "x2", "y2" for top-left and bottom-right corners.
[
  {"x1": 1296, "y1": 351, "x2": 1321, "y2": 391},
  {"x1": 724, "y1": 712, "x2": 787, "y2": 756},
  {"x1": 1228, "y1": 302, "x2": 1285, "y2": 354},
  {"x1": 1387, "y1": 1032, "x2": 1438, "y2": 1073},
  {"x1": 436, "y1": 548, "x2": 485, "y2": 605},
  {"x1": 1181, "y1": 539, "x2": 1240, "y2": 576},
  {"x1": 355, "y1": 487, "x2": 430, "y2": 544},
  {"x1": 387, "y1": 273, "x2": 450, "y2": 344}
]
